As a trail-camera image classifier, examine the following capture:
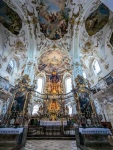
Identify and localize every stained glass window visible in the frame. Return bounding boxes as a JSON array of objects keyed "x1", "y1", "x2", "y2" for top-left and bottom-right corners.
[
  {"x1": 36, "y1": 78, "x2": 43, "y2": 93},
  {"x1": 65, "y1": 78, "x2": 72, "y2": 93}
]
